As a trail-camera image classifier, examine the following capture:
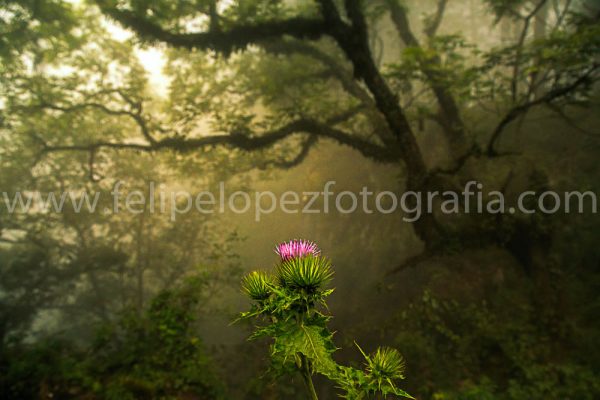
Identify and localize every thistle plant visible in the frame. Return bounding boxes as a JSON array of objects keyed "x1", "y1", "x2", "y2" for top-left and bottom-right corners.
[{"x1": 238, "y1": 240, "x2": 413, "y2": 400}]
